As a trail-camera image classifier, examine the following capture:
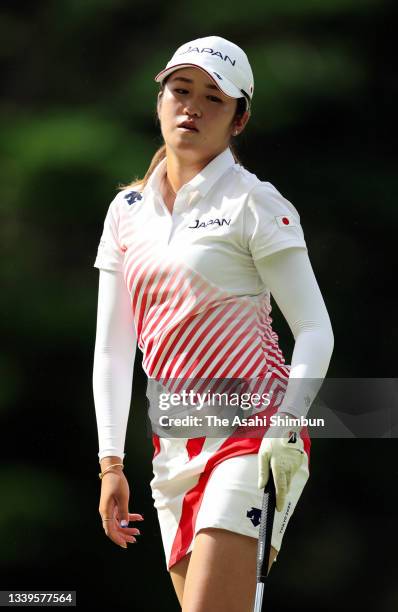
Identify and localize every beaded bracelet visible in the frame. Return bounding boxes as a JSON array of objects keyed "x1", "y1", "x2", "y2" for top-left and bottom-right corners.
[{"x1": 98, "y1": 463, "x2": 124, "y2": 480}]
